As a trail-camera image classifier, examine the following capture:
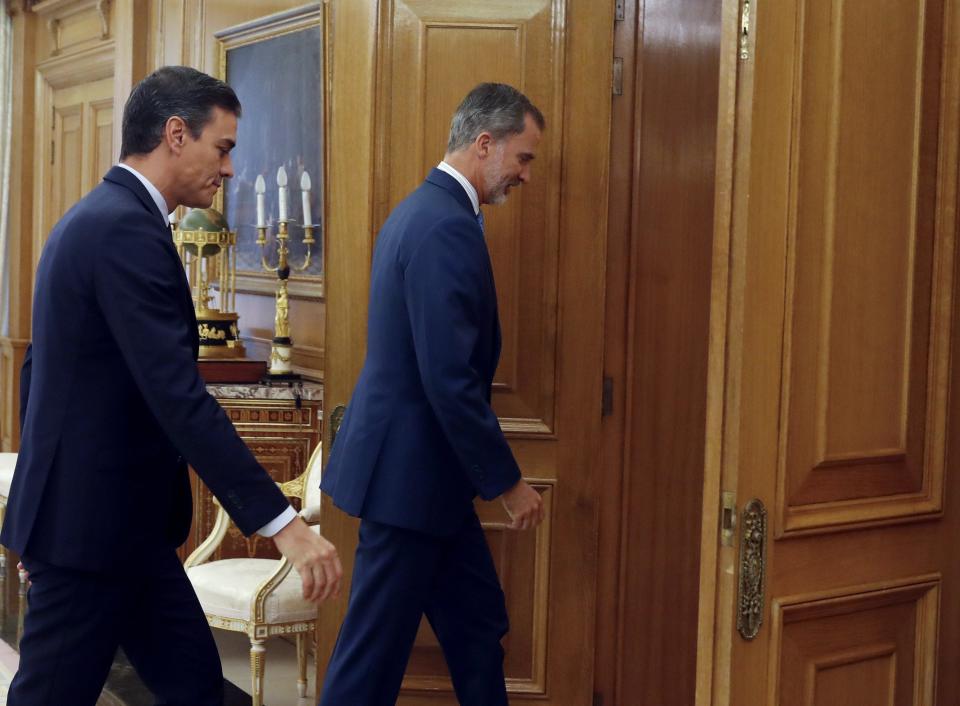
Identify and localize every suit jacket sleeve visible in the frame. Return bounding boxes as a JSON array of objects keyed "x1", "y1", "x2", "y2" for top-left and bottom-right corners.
[
  {"x1": 403, "y1": 217, "x2": 521, "y2": 500},
  {"x1": 93, "y1": 216, "x2": 289, "y2": 536},
  {"x1": 18, "y1": 343, "x2": 31, "y2": 432}
]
